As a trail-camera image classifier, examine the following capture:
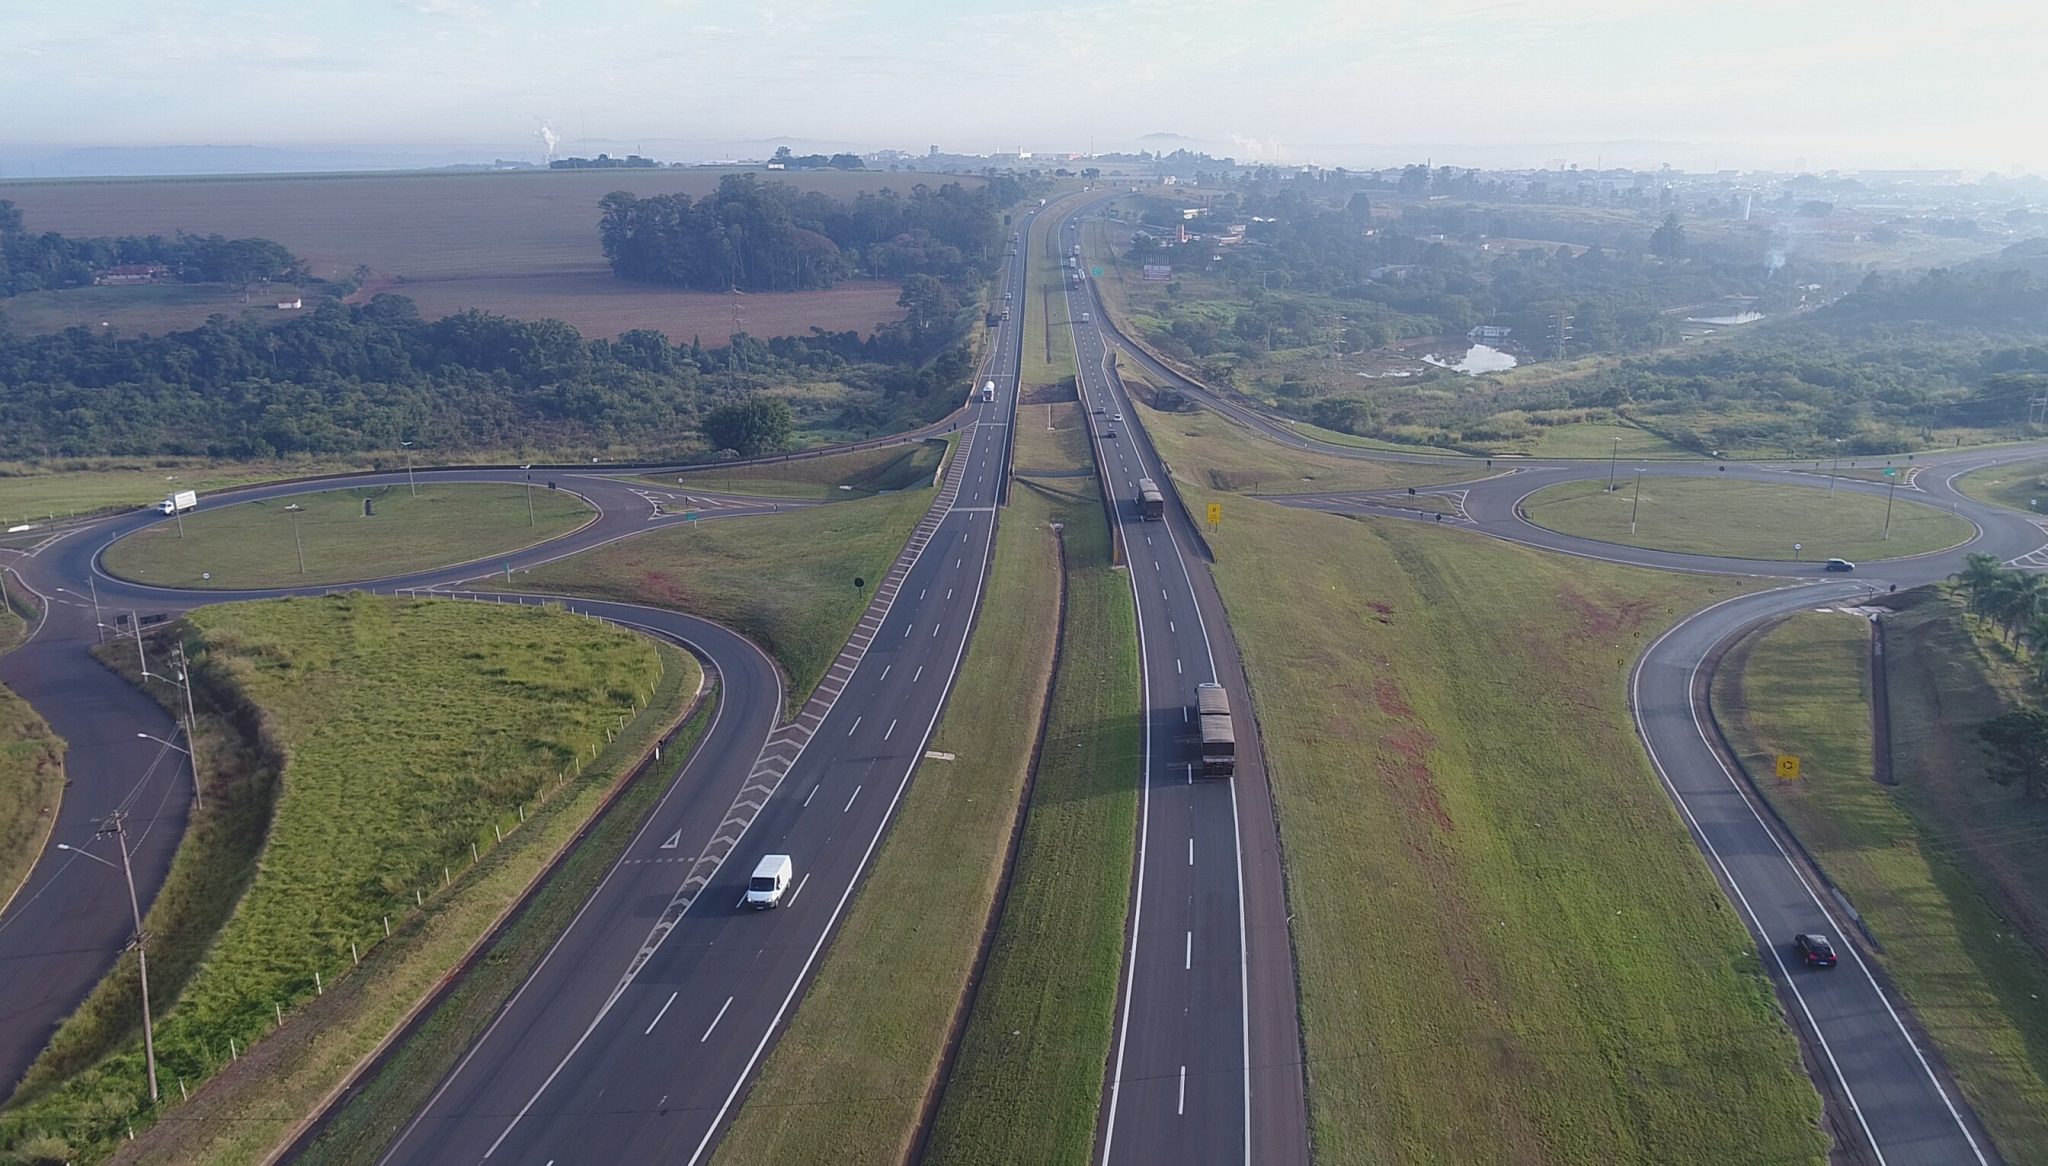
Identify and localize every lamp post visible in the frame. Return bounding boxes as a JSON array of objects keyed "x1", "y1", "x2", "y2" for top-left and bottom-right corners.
[
  {"x1": 1609, "y1": 436, "x2": 1621, "y2": 491},
  {"x1": 1828, "y1": 438, "x2": 1843, "y2": 498},
  {"x1": 1884, "y1": 472, "x2": 1898, "y2": 540},
  {"x1": 522, "y1": 465, "x2": 535, "y2": 528},
  {"x1": 284, "y1": 503, "x2": 306, "y2": 575},
  {"x1": 164, "y1": 476, "x2": 185, "y2": 539},
  {"x1": 1630, "y1": 468, "x2": 1646, "y2": 534},
  {"x1": 400, "y1": 440, "x2": 417, "y2": 497},
  {"x1": 140, "y1": 642, "x2": 204, "y2": 812},
  {"x1": 59, "y1": 815, "x2": 158, "y2": 1104}
]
